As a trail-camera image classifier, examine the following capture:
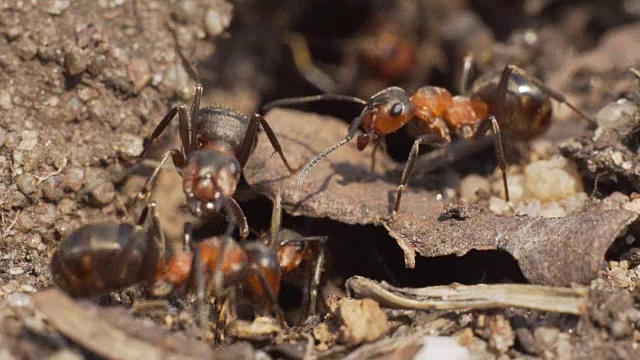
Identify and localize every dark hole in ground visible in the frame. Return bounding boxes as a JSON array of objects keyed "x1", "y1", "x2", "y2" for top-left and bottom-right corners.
[{"x1": 233, "y1": 195, "x2": 527, "y2": 318}]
